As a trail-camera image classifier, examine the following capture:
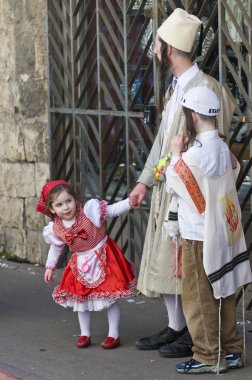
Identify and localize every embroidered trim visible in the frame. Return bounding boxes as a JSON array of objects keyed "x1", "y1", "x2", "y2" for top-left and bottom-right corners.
[
  {"x1": 52, "y1": 277, "x2": 137, "y2": 304},
  {"x1": 100, "y1": 200, "x2": 107, "y2": 223},
  {"x1": 208, "y1": 251, "x2": 250, "y2": 284},
  {"x1": 174, "y1": 159, "x2": 206, "y2": 214},
  {"x1": 70, "y1": 244, "x2": 107, "y2": 288}
]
